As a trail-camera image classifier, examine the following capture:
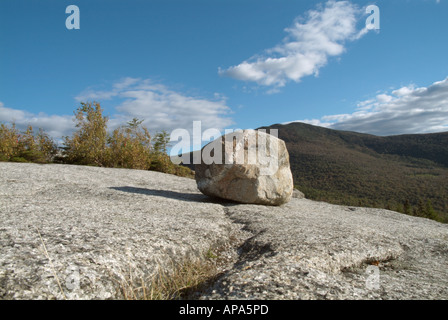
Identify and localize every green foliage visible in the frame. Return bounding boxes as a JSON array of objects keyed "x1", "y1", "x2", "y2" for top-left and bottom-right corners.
[
  {"x1": 262, "y1": 122, "x2": 448, "y2": 223},
  {"x1": 149, "y1": 152, "x2": 194, "y2": 178},
  {"x1": 0, "y1": 123, "x2": 57, "y2": 163},
  {"x1": 148, "y1": 130, "x2": 174, "y2": 173},
  {"x1": 62, "y1": 102, "x2": 193, "y2": 178},
  {"x1": 387, "y1": 199, "x2": 443, "y2": 222},
  {"x1": 403, "y1": 200, "x2": 411, "y2": 215},
  {"x1": 63, "y1": 102, "x2": 108, "y2": 166},
  {"x1": 0, "y1": 123, "x2": 20, "y2": 160},
  {"x1": 153, "y1": 130, "x2": 170, "y2": 154},
  {"x1": 105, "y1": 118, "x2": 152, "y2": 169},
  {"x1": 1, "y1": 102, "x2": 193, "y2": 178}
]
